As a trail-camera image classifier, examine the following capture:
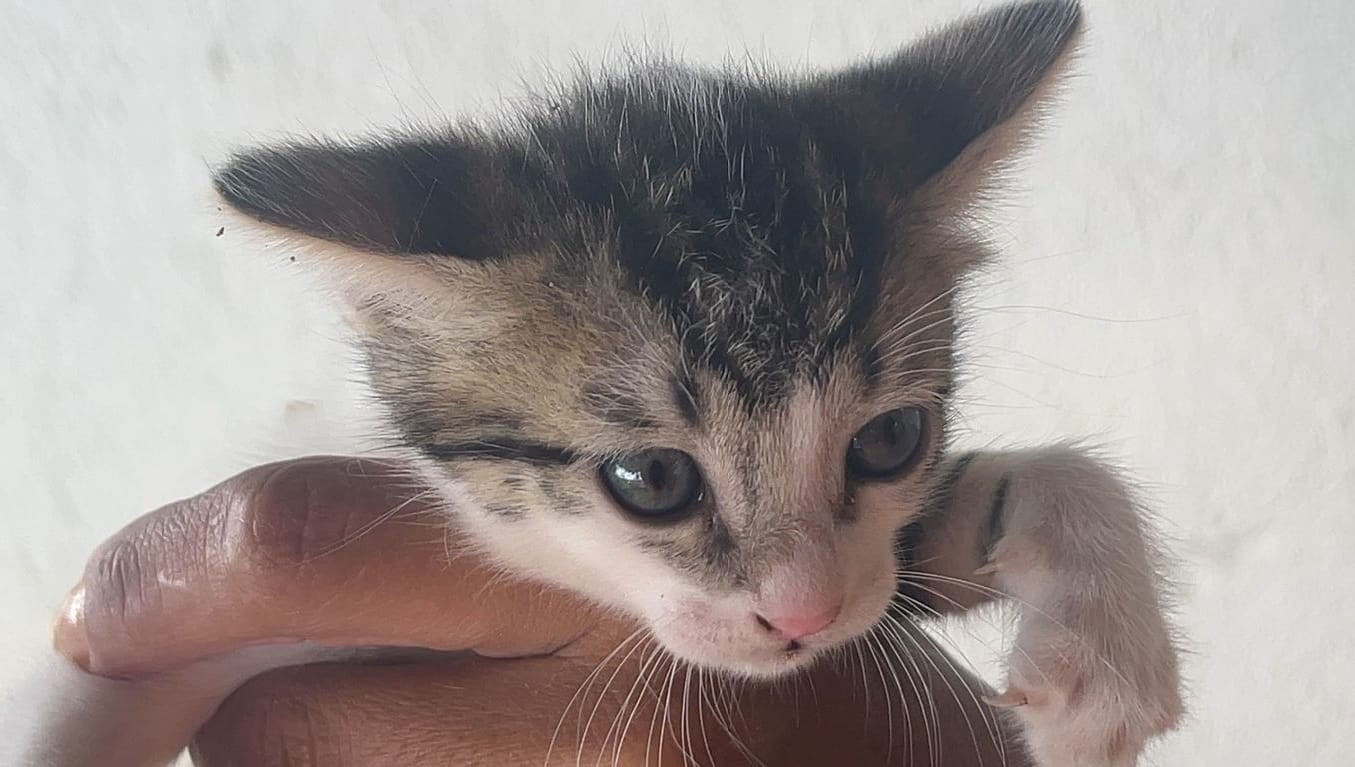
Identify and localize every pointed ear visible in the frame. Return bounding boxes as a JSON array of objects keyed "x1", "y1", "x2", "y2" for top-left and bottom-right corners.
[
  {"x1": 212, "y1": 135, "x2": 529, "y2": 261},
  {"x1": 808, "y1": 0, "x2": 1084, "y2": 211}
]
